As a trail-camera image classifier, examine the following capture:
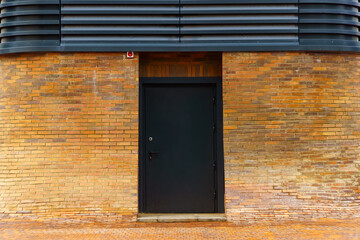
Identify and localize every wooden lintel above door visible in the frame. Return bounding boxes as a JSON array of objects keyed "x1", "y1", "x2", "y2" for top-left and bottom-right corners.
[{"x1": 140, "y1": 52, "x2": 222, "y2": 78}]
